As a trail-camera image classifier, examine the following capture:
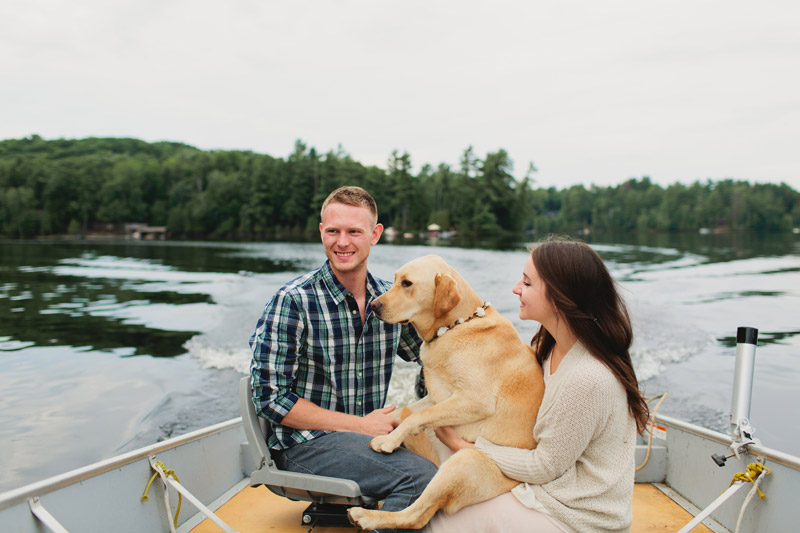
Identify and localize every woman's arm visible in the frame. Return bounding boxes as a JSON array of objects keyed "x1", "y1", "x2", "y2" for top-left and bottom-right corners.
[{"x1": 476, "y1": 369, "x2": 609, "y2": 484}]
